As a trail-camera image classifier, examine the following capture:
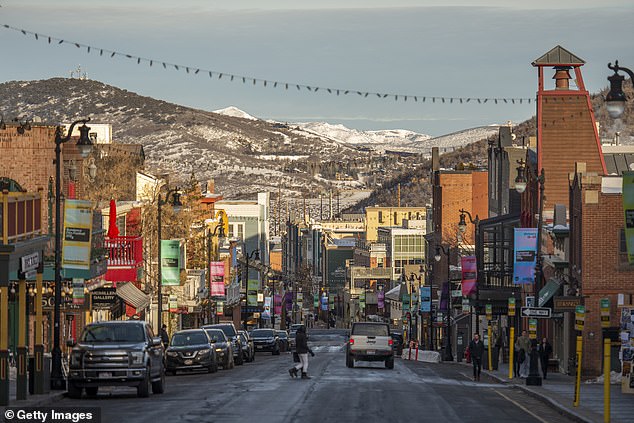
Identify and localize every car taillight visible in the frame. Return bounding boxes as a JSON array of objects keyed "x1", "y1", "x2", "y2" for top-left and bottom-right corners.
[
  {"x1": 349, "y1": 338, "x2": 354, "y2": 345},
  {"x1": 388, "y1": 339, "x2": 394, "y2": 346}
]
